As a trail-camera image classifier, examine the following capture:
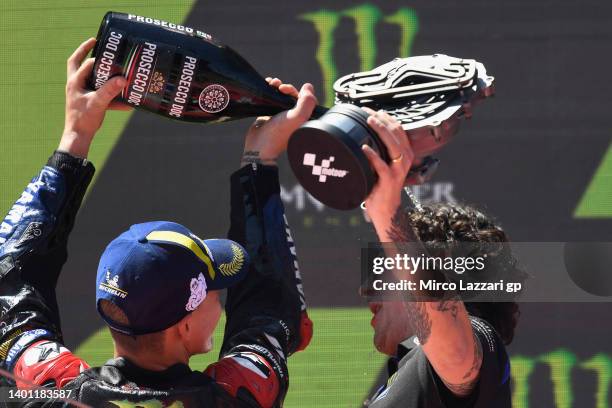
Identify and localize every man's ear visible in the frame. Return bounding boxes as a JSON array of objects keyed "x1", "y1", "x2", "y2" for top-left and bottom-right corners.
[{"x1": 176, "y1": 313, "x2": 192, "y2": 341}]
